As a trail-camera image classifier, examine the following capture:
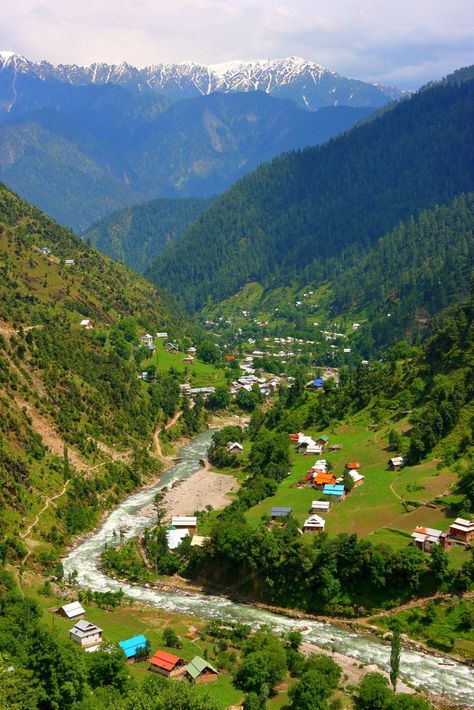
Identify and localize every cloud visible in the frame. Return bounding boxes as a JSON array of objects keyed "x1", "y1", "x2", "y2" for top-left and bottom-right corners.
[{"x1": 1, "y1": 0, "x2": 473, "y2": 87}]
